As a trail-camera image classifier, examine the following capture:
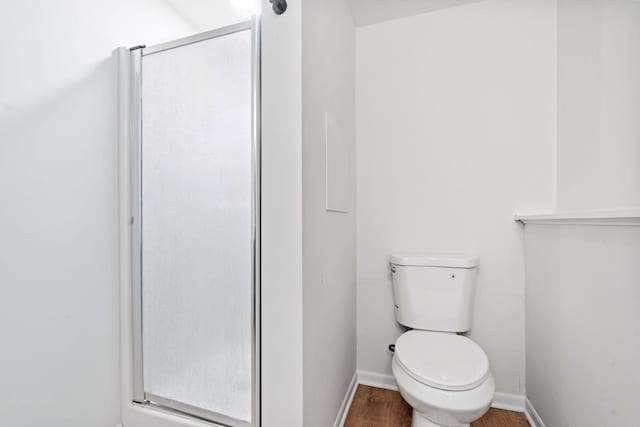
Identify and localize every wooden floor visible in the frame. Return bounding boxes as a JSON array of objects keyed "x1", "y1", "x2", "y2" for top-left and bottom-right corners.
[{"x1": 344, "y1": 385, "x2": 529, "y2": 427}]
